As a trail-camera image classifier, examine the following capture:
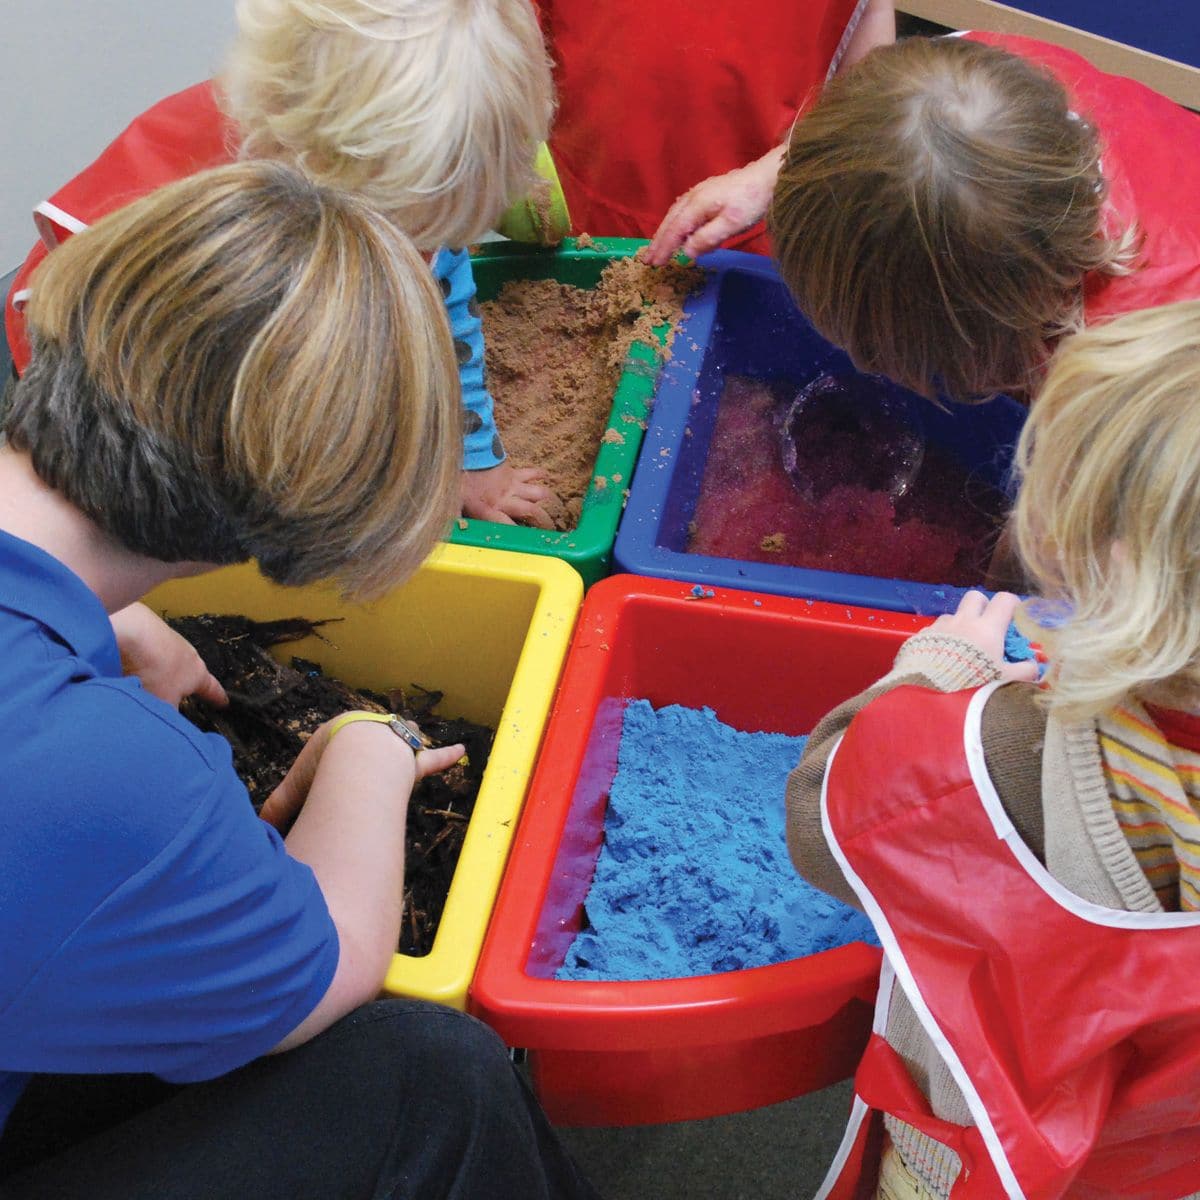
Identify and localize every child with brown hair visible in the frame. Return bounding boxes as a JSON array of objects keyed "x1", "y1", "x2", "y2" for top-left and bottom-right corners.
[
  {"x1": 787, "y1": 300, "x2": 1200, "y2": 1199},
  {"x1": 5, "y1": 0, "x2": 557, "y2": 526},
  {"x1": 768, "y1": 32, "x2": 1200, "y2": 402}
]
